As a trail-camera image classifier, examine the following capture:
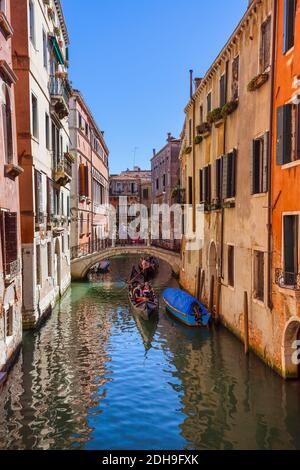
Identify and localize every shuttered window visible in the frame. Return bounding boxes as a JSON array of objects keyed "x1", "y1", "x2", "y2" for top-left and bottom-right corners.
[
  {"x1": 188, "y1": 176, "x2": 193, "y2": 205},
  {"x1": 296, "y1": 104, "x2": 300, "y2": 160},
  {"x1": 254, "y1": 251, "x2": 265, "y2": 302},
  {"x1": 276, "y1": 104, "x2": 292, "y2": 165},
  {"x1": 260, "y1": 17, "x2": 271, "y2": 72},
  {"x1": 216, "y1": 158, "x2": 222, "y2": 202},
  {"x1": 283, "y1": 0, "x2": 296, "y2": 53},
  {"x1": 232, "y1": 56, "x2": 239, "y2": 100},
  {"x1": 34, "y1": 170, "x2": 43, "y2": 224},
  {"x1": 47, "y1": 177, "x2": 54, "y2": 222},
  {"x1": 251, "y1": 133, "x2": 269, "y2": 194},
  {"x1": 79, "y1": 163, "x2": 85, "y2": 197},
  {"x1": 207, "y1": 92, "x2": 212, "y2": 114},
  {"x1": 219, "y1": 74, "x2": 226, "y2": 107},
  {"x1": 283, "y1": 215, "x2": 299, "y2": 285},
  {"x1": 200, "y1": 165, "x2": 212, "y2": 204},
  {"x1": 222, "y1": 150, "x2": 237, "y2": 199},
  {"x1": 84, "y1": 165, "x2": 89, "y2": 197}
]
